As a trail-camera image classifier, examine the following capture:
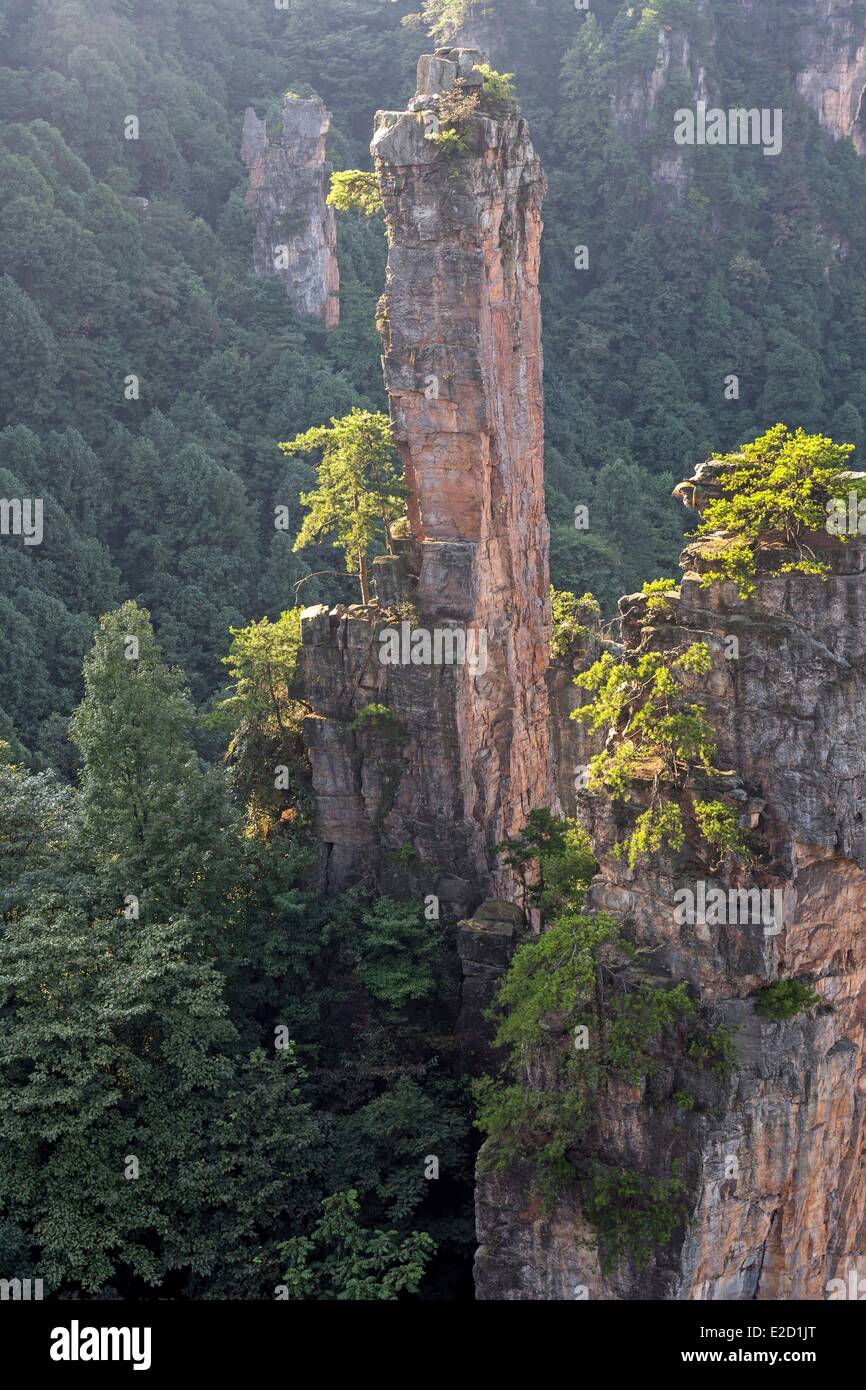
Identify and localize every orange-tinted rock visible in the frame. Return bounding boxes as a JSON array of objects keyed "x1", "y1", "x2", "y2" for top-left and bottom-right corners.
[
  {"x1": 298, "y1": 52, "x2": 554, "y2": 906},
  {"x1": 797, "y1": 0, "x2": 866, "y2": 153},
  {"x1": 373, "y1": 48, "x2": 554, "y2": 880}
]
